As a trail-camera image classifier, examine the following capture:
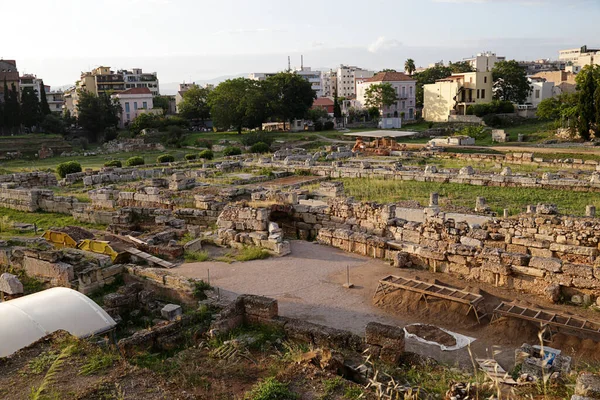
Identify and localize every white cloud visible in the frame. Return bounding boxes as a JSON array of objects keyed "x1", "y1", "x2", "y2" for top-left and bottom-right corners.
[
  {"x1": 368, "y1": 37, "x2": 401, "y2": 53},
  {"x1": 433, "y1": 0, "x2": 591, "y2": 3}
]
